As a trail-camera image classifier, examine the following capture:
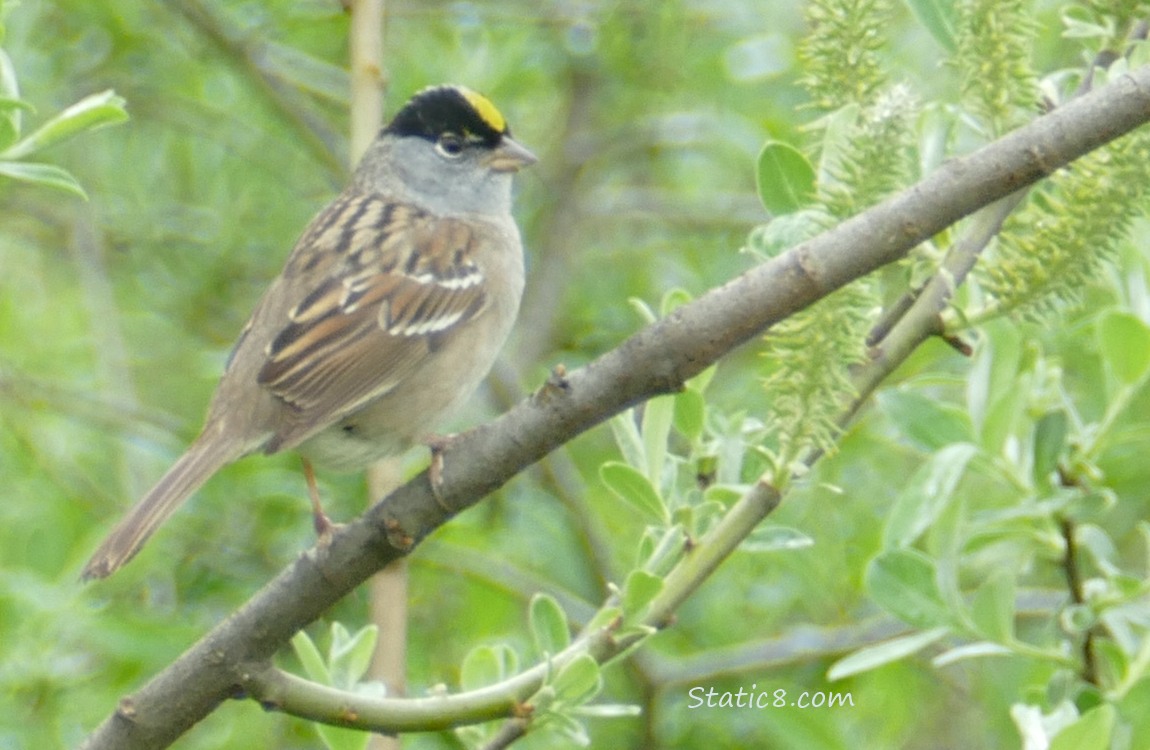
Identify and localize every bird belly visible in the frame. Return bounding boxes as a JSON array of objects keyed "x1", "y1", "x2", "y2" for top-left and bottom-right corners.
[{"x1": 295, "y1": 290, "x2": 518, "y2": 472}]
